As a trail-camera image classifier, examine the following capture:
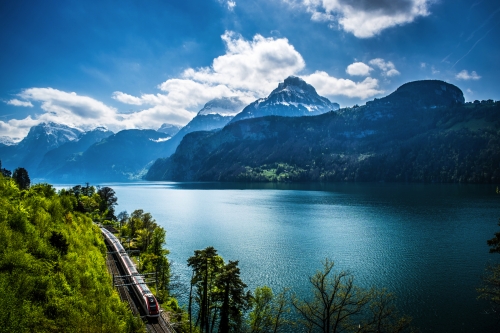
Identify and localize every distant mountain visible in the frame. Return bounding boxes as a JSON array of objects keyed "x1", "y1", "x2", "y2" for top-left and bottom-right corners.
[
  {"x1": 159, "y1": 97, "x2": 246, "y2": 157},
  {"x1": 36, "y1": 127, "x2": 113, "y2": 178},
  {"x1": 230, "y1": 76, "x2": 339, "y2": 124},
  {"x1": 198, "y1": 96, "x2": 246, "y2": 116},
  {"x1": 0, "y1": 136, "x2": 20, "y2": 146},
  {"x1": 145, "y1": 80, "x2": 500, "y2": 184},
  {"x1": 0, "y1": 122, "x2": 84, "y2": 172},
  {"x1": 45, "y1": 129, "x2": 174, "y2": 182},
  {"x1": 157, "y1": 123, "x2": 182, "y2": 137}
]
